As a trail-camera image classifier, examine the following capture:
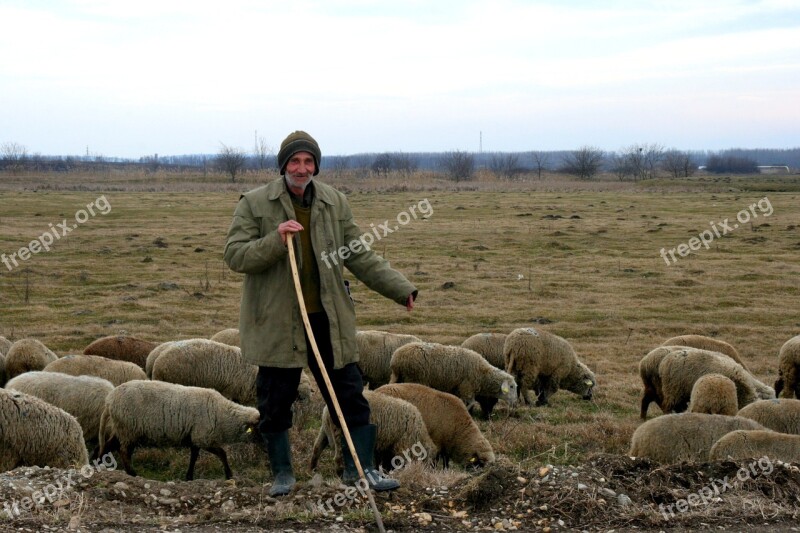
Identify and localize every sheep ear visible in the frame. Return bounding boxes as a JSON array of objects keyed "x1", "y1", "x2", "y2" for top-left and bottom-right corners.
[
  {"x1": 584, "y1": 380, "x2": 593, "y2": 386},
  {"x1": 246, "y1": 427, "x2": 254, "y2": 434},
  {"x1": 501, "y1": 381, "x2": 510, "y2": 394}
]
